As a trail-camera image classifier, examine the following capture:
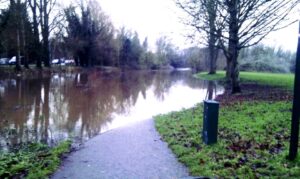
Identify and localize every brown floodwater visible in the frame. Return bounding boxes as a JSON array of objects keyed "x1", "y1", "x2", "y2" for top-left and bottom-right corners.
[{"x1": 0, "y1": 69, "x2": 223, "y2": 150}]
